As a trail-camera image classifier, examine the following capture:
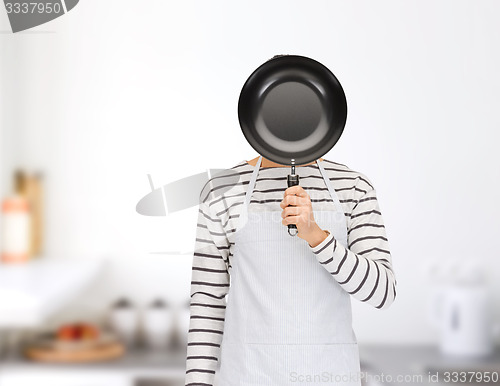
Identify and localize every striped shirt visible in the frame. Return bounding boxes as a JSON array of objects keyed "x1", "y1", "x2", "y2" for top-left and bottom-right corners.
[{"x1": 185, "y1": 159, "x2": 397, "y2": 386}]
